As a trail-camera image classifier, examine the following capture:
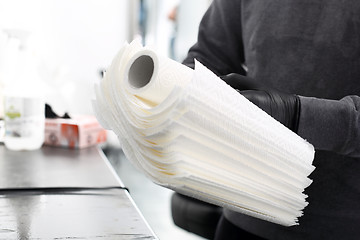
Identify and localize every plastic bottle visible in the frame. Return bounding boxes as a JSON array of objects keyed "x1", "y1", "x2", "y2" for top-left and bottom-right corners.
[
  {"x1": 2, "y1": 29, "x2": 45, "y2": 151},
  {"x1": 4, "y1": 94, "x2": 45, "y2": 150}
]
